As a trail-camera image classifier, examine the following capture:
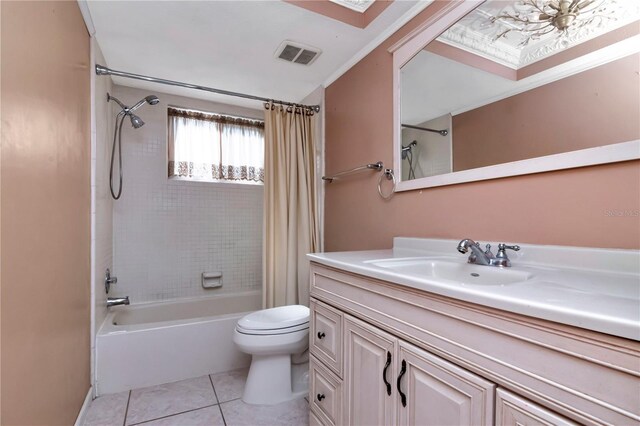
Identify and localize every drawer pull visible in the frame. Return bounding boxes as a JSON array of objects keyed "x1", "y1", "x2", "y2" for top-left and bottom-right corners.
[
  {"x1": 383, "y1": 351, "x2": 392, "y2": 396},
  {"x1": 317, "y1": 393, "x2": 325, "y2": 401},
  {"x1": 397, "y1": 359, "x2": 407, "y2": 407},
  {"x1": 317, "y1": 331, "x2": 326, "y2": 339}
]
